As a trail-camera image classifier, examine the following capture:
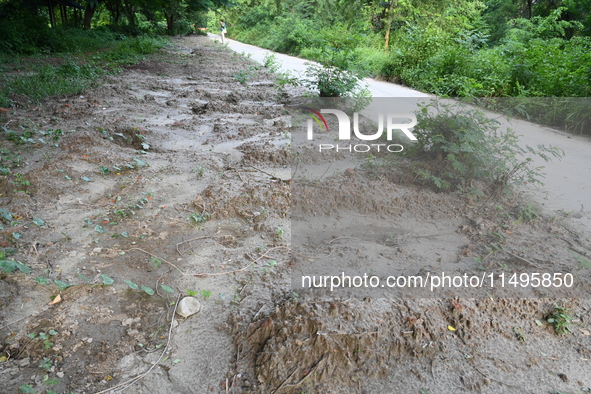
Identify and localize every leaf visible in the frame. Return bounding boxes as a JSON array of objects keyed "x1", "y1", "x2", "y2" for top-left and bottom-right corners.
[
  {"x1": 81, "y1": 176, "x2": 93, "y2": 182},
  {"x1": 54, "y1": 279, "x2": 72, "y2": 290},
  {"x1": 14, "y1": 261, "x2": 30, "y2": 273},
  {"x1": 447, "y1": 325, "x2": 456, "y2": 331},
  {"x1": 36, "y1": 276, "x2": 52, "y2": 285},
  {"x1": 125, "y1": 280, "x2": 138, "y2": 290},
  {"x1": 32, "y1": 218, "x2": 46, "y2": 226},
  {"x1": 579, "y1": 328, "x2": 590, "y2": 336},
  {"x1": 0, "y1": 209, "x2": 13, "y2": 221},
  {"x1": 0, "y1": 260, "x2": 30, "y2": 274},
  {"x1": 160, "y1": 284, "x2": 174, "y2": 293},
  {"x1": 12, "y1": 232, "x2": 21, "y2": 239},
  {"x1": 142, "y1": 285, "x2": 155, "y2": 295},
  {"x1": 19, "y1": 384, "x2": 35, "y2": 394},
  {"x1": 100, "y1": 274, "x2": 114, "y2": 285},
  {"x1": 94, "y1": 225, "x2": 104, "y2": 234},
  {"x1": 534, "y1": 319, "x2": 543, "y2": 326},
  {"x1": 65, "y1": 175, "x2": 72, "y2": 180},
  {"x1": 0, "y1": 260, "x2": 17, "y2": 272},
  {"x1": 141, "y1": 142, "x2": 150, "y2": 150},
  {"x1": 133, "y1": 158, "x2": 147, "y2": 167},
  {"x1": 49, "y1": 294, "x2": 61, "y2": 305},
  {"x1": 77, "y1": 273, "x2": 91, "y2": 283},
  {"x1": 48, "y1": 330, "x2": 58, "y2": 336},
  {"x1": 172, "y1": 358, "x2": 181, "y2": 364}
]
